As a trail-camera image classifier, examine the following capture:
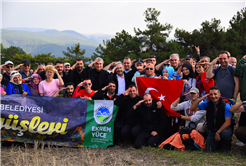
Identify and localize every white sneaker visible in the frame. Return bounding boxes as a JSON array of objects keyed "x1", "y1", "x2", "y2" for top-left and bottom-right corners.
[{"x1": 236, "y1": 141, "x2": 245, "y2": 146}]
